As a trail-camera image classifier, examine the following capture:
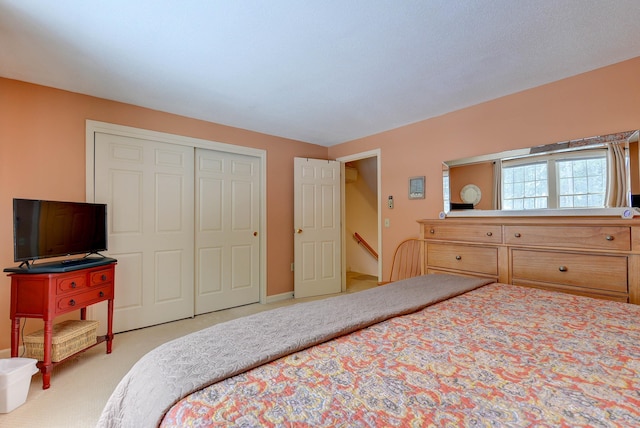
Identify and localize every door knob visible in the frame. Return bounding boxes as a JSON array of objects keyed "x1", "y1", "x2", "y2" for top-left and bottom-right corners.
[
  {"x1": 253, "y1": 231, "x2": 258, "y2": 237},
  {"x1": 295, "y1": 229, "x2": 303, "y2": 234}
]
